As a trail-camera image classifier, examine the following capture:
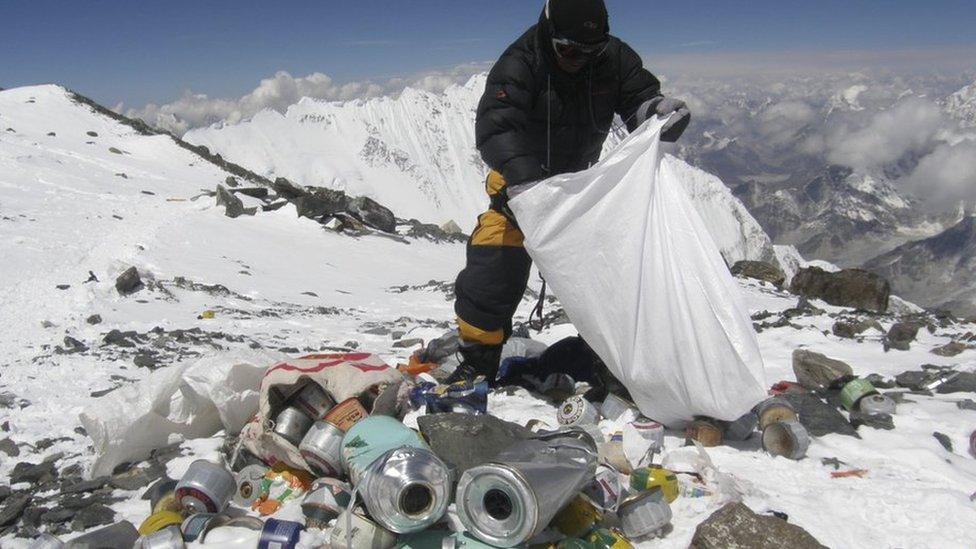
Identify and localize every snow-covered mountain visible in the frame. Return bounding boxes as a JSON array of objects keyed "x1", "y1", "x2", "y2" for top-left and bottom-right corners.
[
  {"x1": 943, "y1": 78, "x2": 976, "y2": 127},
  {"x1": 185, "y1": 75, "x2": 778, "y2": 266},
  {"x1": 865, "y1": 214, "x2": 976, "y2": 317}
]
